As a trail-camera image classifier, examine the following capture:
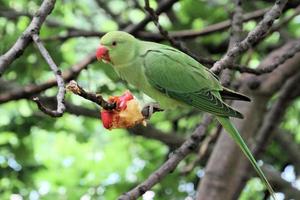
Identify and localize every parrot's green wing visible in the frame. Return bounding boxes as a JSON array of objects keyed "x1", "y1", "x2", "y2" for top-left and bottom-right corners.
[{"x1": 142, "y1": 48, "x2": 243, "y2": 118}]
